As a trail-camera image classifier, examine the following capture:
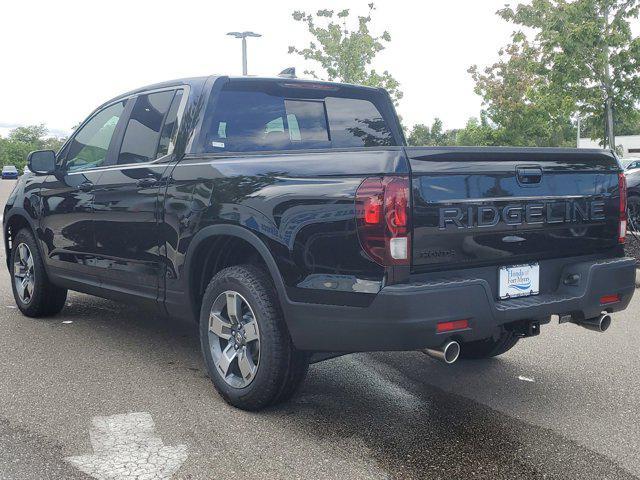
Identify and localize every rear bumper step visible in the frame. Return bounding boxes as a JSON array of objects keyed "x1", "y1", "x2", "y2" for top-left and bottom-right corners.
[{"x1": 284, "y1": 257, "x2": 636, "y2": 352}]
